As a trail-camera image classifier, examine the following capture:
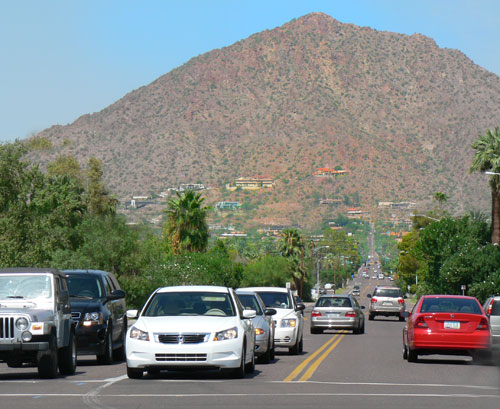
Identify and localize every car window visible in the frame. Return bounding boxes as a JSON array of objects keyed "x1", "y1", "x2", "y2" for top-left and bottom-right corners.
[
  {"x1": 67, "y1": 276, "x2": 104, "y2": 299},
  {"x1": 257, "y1": 292, "x2": 292, "y2": 309},
  {"x1": 374, "y1": 288, "x2": 401, "y2": 297},
  {"x1": 317, "y1": 297, "x2": 351, "y2": 308},
  {"x1": 143, "y1": 292, "x2": 235, "y2": 317},
  {"x1": 490, "y1": 300, "x2": 500, "y2": 316},
  {"x1": 420, "y1": 298, "x2": 482, "y2": 314},
  {"x1": 237, "y1": 294, "x2": 263, "y2": 315}
]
